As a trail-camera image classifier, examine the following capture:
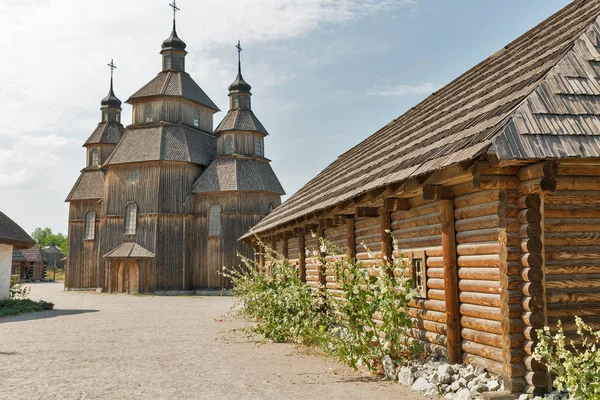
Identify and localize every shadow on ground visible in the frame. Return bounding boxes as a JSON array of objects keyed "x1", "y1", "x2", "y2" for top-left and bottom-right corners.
[{"x1": 0, "y1": 309, "x2": 99, "y2": 324}]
